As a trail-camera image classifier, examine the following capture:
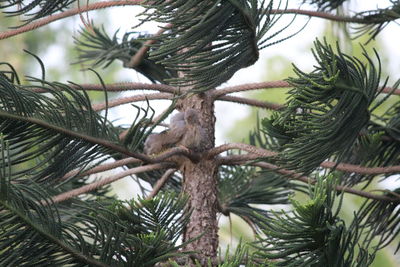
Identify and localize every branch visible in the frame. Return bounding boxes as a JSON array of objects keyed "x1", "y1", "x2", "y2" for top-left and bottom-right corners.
[
  {"x1": 271, "y1": 9, "x2": 366, "y2": 23},
  {"x1": 213, "y1": 81, "x2": 290, "y2": 97},
  {"x1": 61, "y1": 147, "x2": 197, "y2": 180},
  {"x1": 0, "y1": 111, "x2": 156, "y2": 162},
  {"x1": 0, "y1": 1, "x2": 144, "y2": 40},
  {"x1": 61, "y1": 157, "x2": 141, "y2": 181},
  {"x1": 92, "y1": 92, "x2": 172, "y2": 111},
  {"x1": 146, "y1": 168, "x2": 176, "y2": 200},
  {"x1": 68, "y1": 82, "x2": 176, "y2": 93},
  {"x1": 207, "y1": 143, "x2": 278, "y2": 159},
  {"x1": 3, "y1": 111, "x2": 196, "y2": 164},
  {"x1": 214, "y1": 143, "x2": 400, "y2": 175},
  {"x1": 254, "y1": 162, "x2": 400, "y2": 203},
  {"x1": 30, "y1": 81, "x2": 398, "y2": 98},
  {"x1": 320, "y1": 161, "x2": 400, "y2": 175},
  {"x1": 214, "y1": 81, "x2": 400, "y2": 97},
  {"x1": 217, "y1": 154, "x2": 262, "y2": 164},
  {"x1": 51, "y1": 163, "x2": 172, "y2": 204},
  {"x1": 217, "y1": 95, "x2": 283, "y2": 110}
]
